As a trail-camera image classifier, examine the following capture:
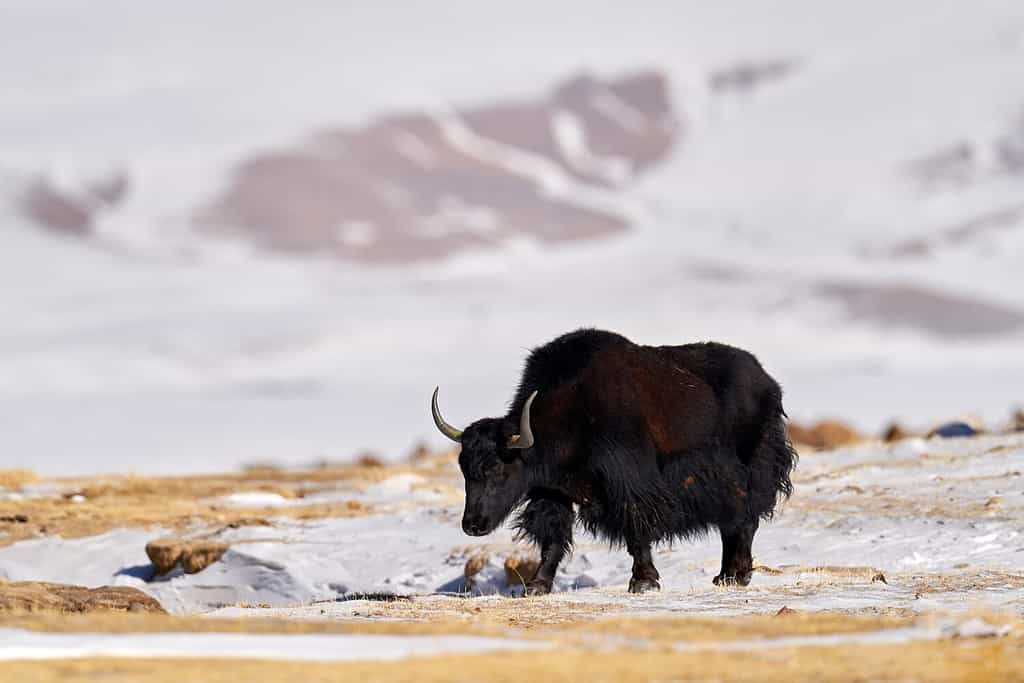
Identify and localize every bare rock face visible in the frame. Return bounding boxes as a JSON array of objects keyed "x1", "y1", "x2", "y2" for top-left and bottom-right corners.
[
  {"x1": 197, "y1": 70, "x2": 679, "y2": 263},
  {"x1": 145, "y1": 537, "x2": 229, "y2": 575},
  {"x1": 18, "y1": 180, "x2": 94, "y2": 236},
  {"x1": 817, "y1": 281, "x2": 1024, "y2": 339},
  {"x1": 17, "y1": 173, "x2": 129, "y2": 237},
  {"x1": 0, "y1": 580, "x2": 164, "y2": 614}
]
